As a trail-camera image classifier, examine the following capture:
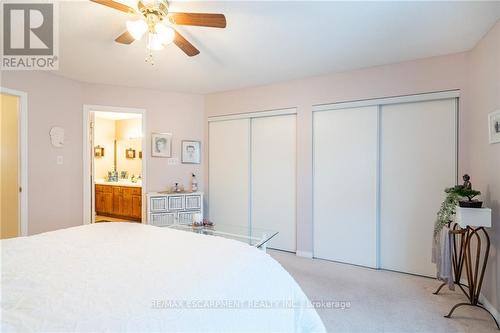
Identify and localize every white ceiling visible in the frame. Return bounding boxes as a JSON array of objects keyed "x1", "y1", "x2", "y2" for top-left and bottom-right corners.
[{"x1": 56, "y1": 1, "x2": 500, "y2": 94}]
